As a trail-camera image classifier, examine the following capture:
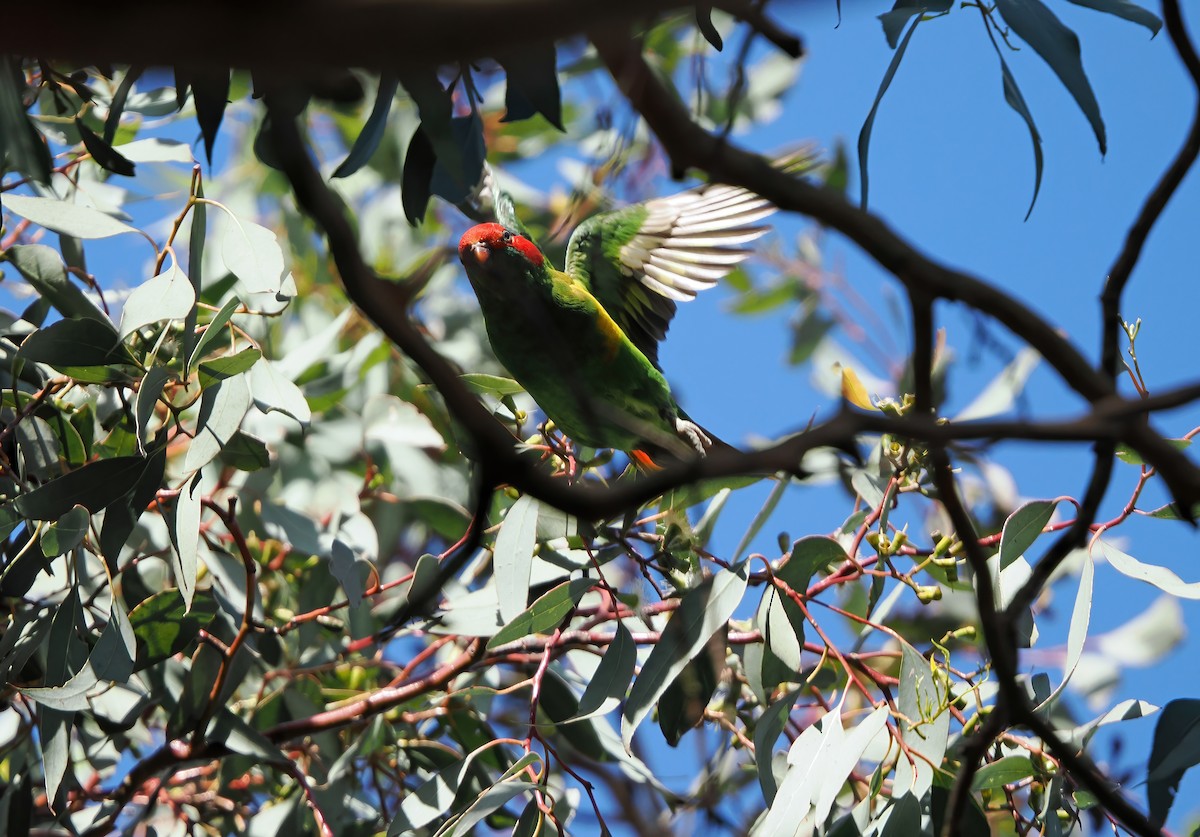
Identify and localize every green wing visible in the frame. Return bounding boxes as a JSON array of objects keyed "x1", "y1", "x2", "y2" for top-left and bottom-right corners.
[{"x1": 563, "y1": 181, "x2": 777, "y2": 368}]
